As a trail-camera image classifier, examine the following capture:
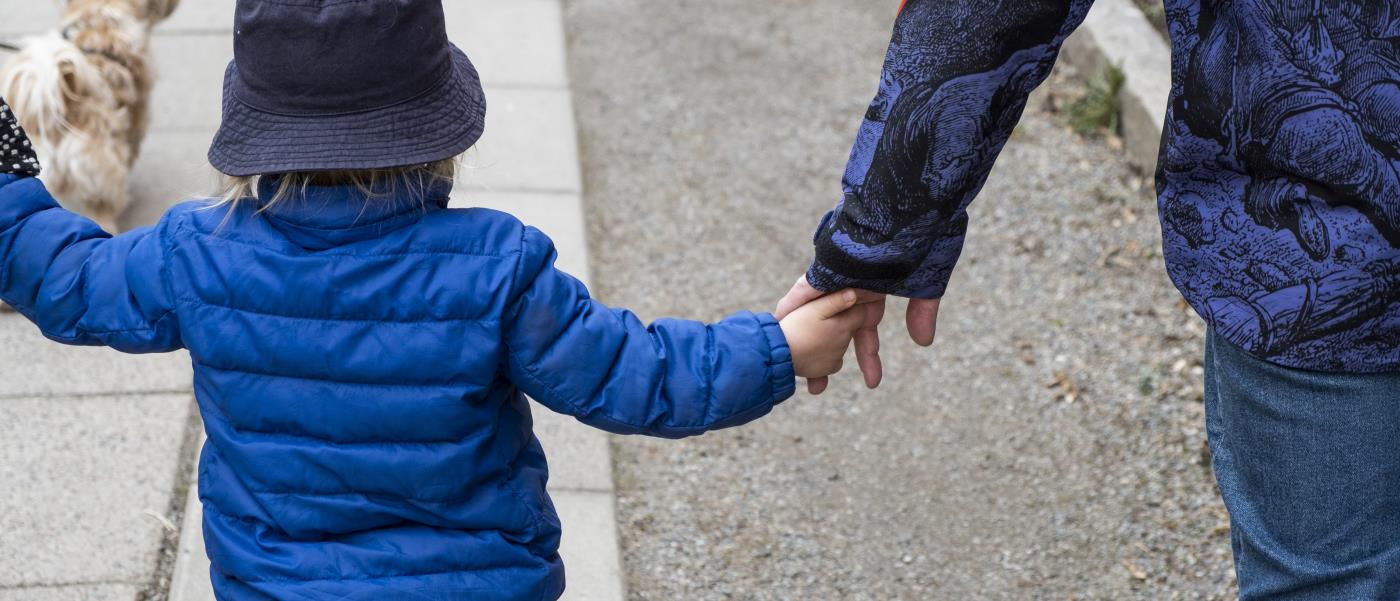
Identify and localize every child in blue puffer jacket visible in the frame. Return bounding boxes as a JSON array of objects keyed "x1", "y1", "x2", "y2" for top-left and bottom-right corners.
[{"x1": 0, "y1": 1, "x2": 866, "y2": 600}]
